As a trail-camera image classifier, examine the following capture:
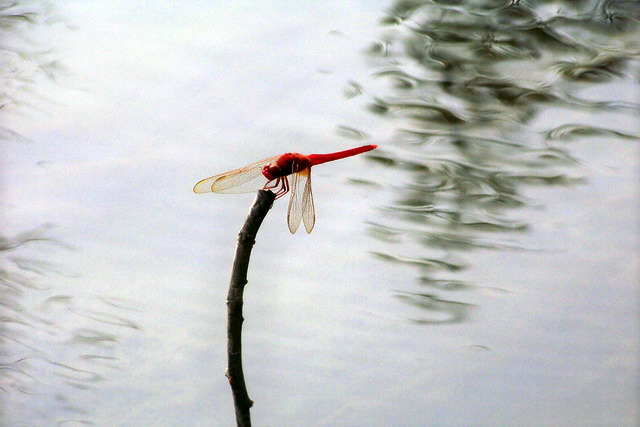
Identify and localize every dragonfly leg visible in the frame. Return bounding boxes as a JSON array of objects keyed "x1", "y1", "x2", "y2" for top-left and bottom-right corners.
[
  {"x1": 263, "y1": 178, "x2": 279, "y2": 191},
  {"x1": 274, "y1": 176, "x2": 289, "y2": 199},
  {"x1": 263, "y1": 177, "x2": 289, "y2": 199}
]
